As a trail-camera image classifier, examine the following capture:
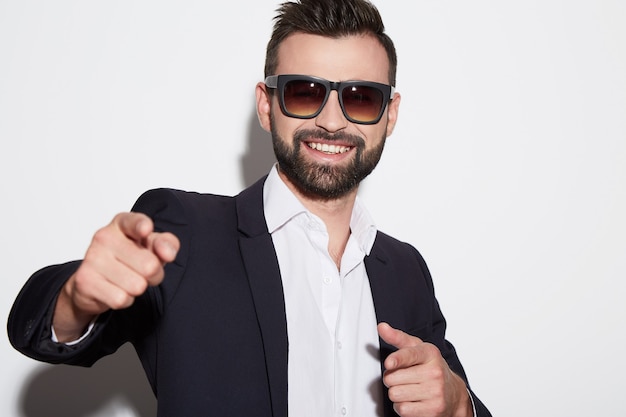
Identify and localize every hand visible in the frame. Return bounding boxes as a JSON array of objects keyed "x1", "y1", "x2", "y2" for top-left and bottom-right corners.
[
  {"x1": 53, "y1": 212, "x2": 180, "y2": 342},
  {"x1": 378, "y1": 322, "x2": 473, "y2": 417}
]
